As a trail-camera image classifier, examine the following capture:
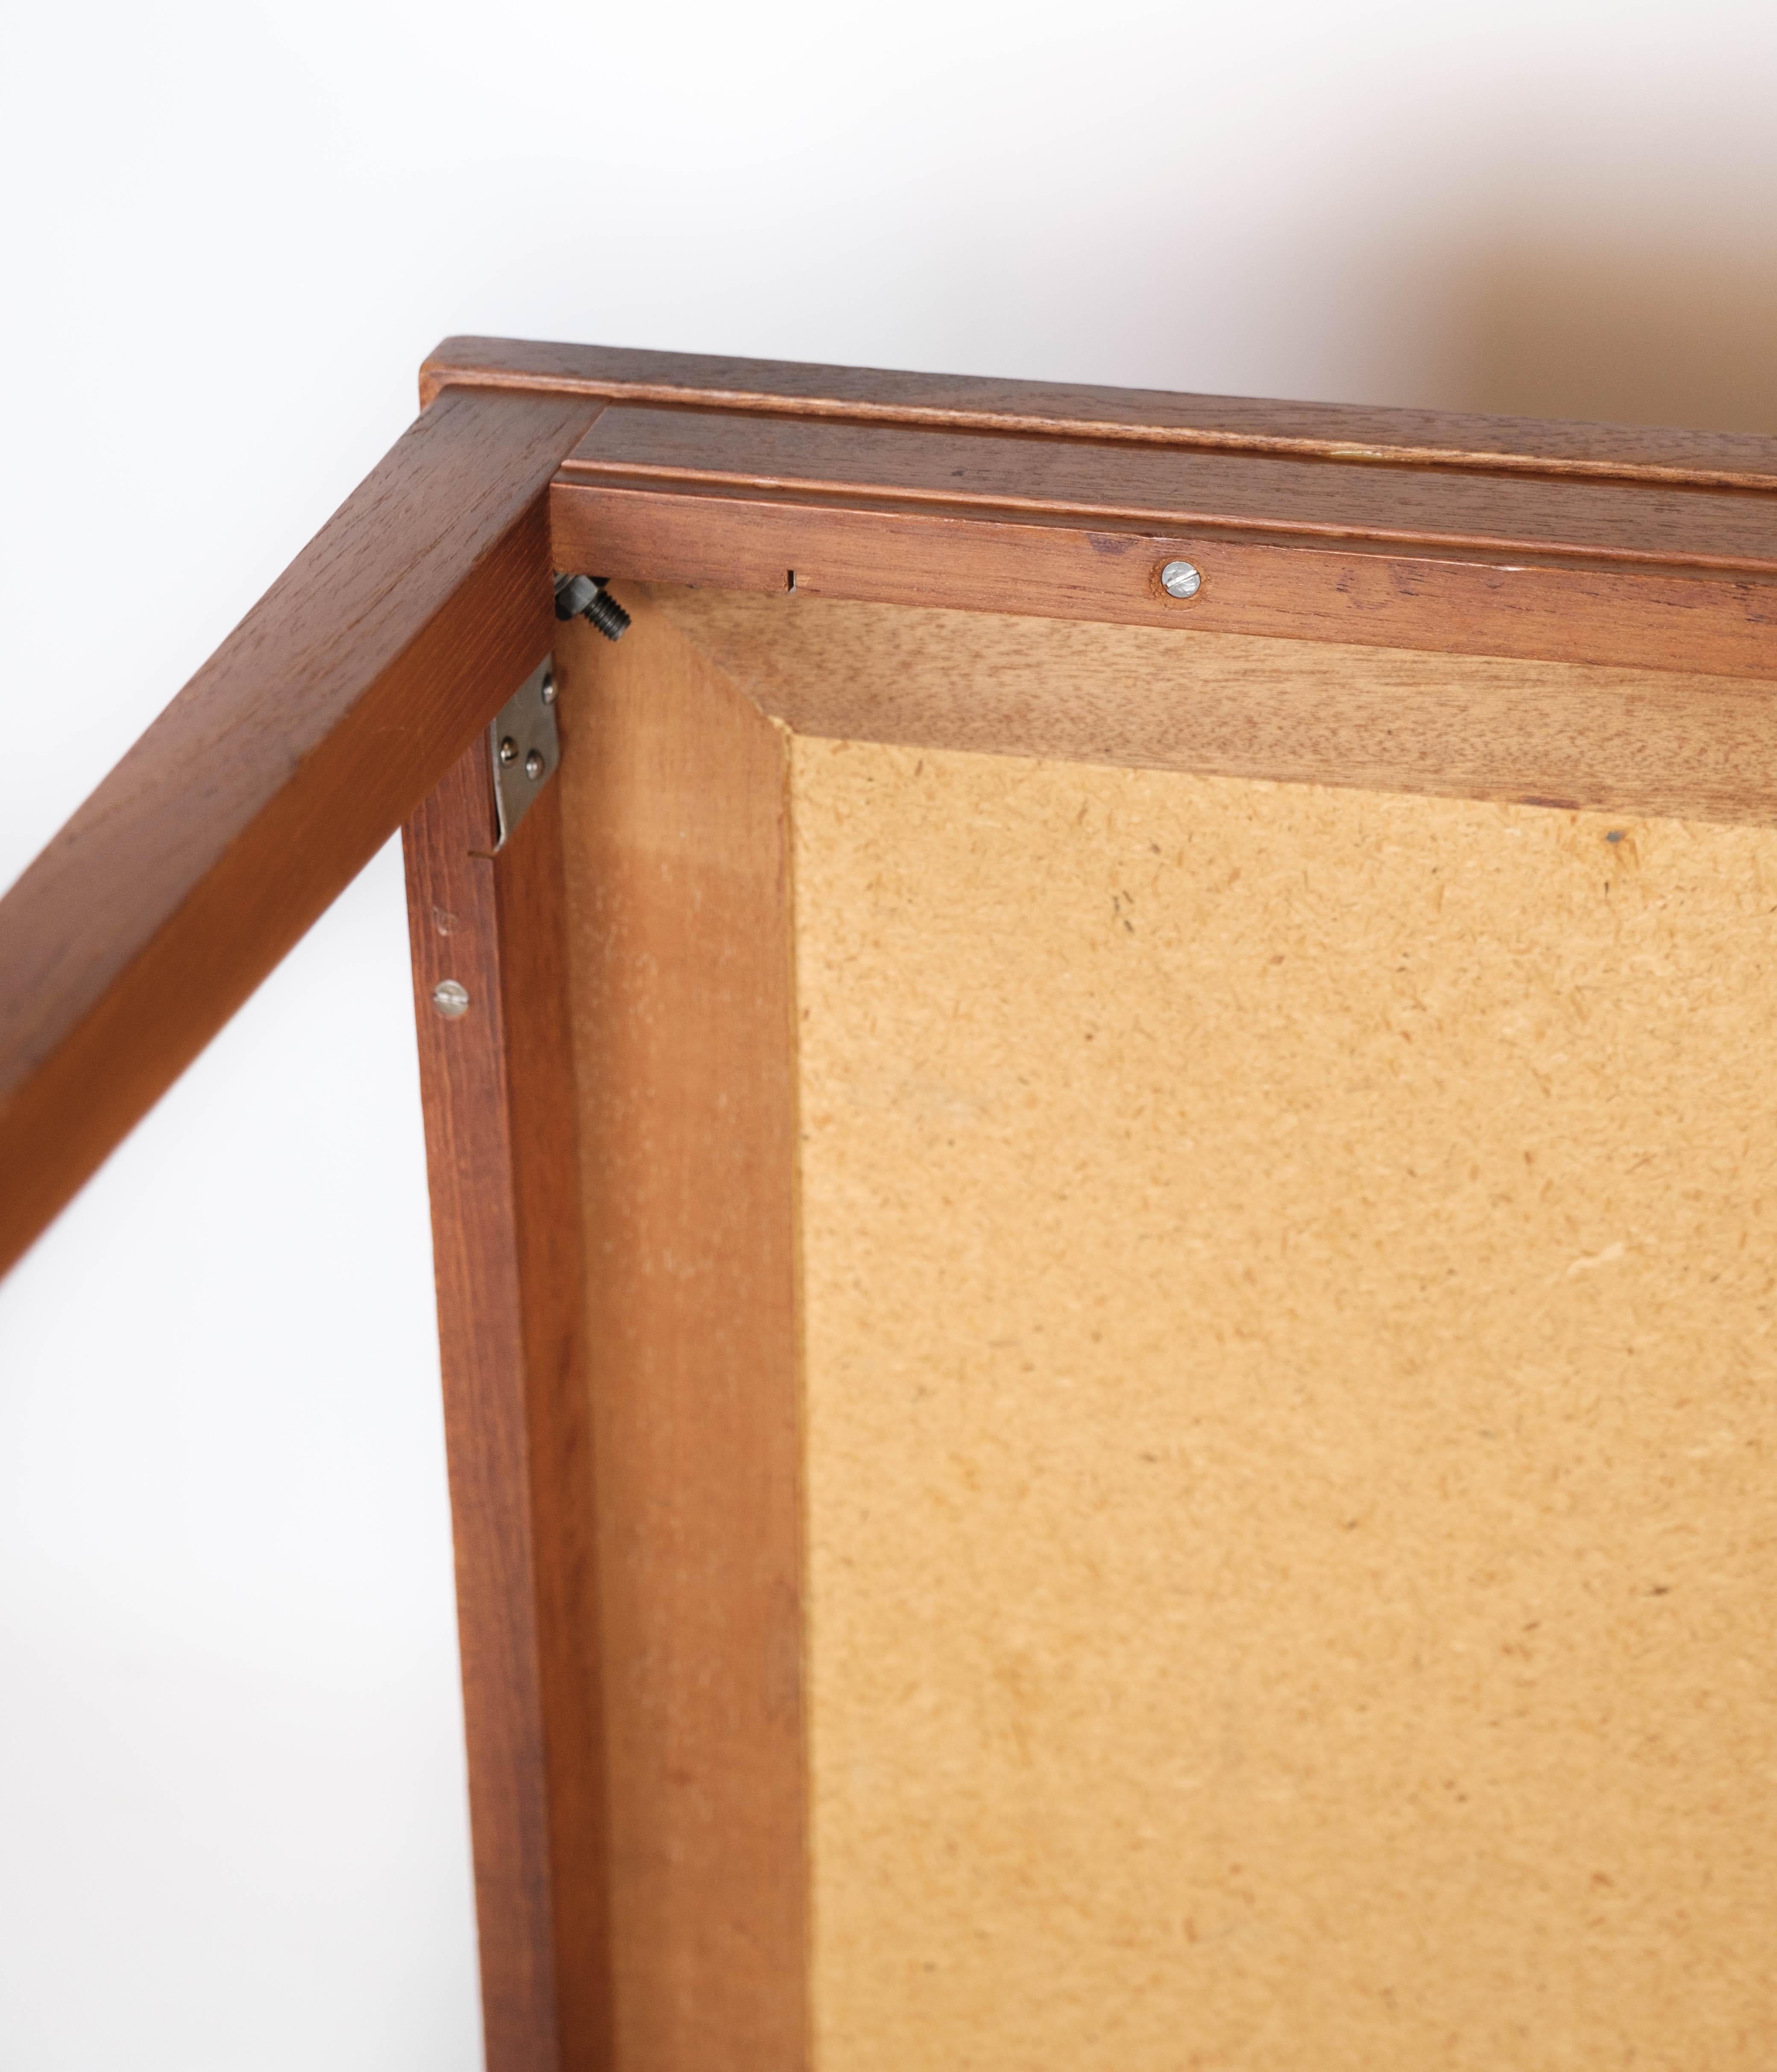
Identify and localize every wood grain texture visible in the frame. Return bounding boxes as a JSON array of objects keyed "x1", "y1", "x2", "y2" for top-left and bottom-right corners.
[
  {"x1": 551, "y1": 481, "x2": 1777, "y2": 683},
  {"x1": 425, "y1": 334, "x2": 1777, "y2": 490},
  {"x1": 551, "y1": 603, "x2": 808, "y2": 2072},
  {"x1": 403, "y1": 744, "x2": 611, "y2": 2072},
  {"x1": 561, "y1": 406, "x2": 1777, "y2": 572},
  {"x1": 0, "y1": 383, "x2": 603, "y2": 1274},
  {"x1": 791, "y1": 737, "x2": 1777, "y2": 2069},
  {"x1": 630, "y1": 583, "x2": 1777, "y2": 829}
]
